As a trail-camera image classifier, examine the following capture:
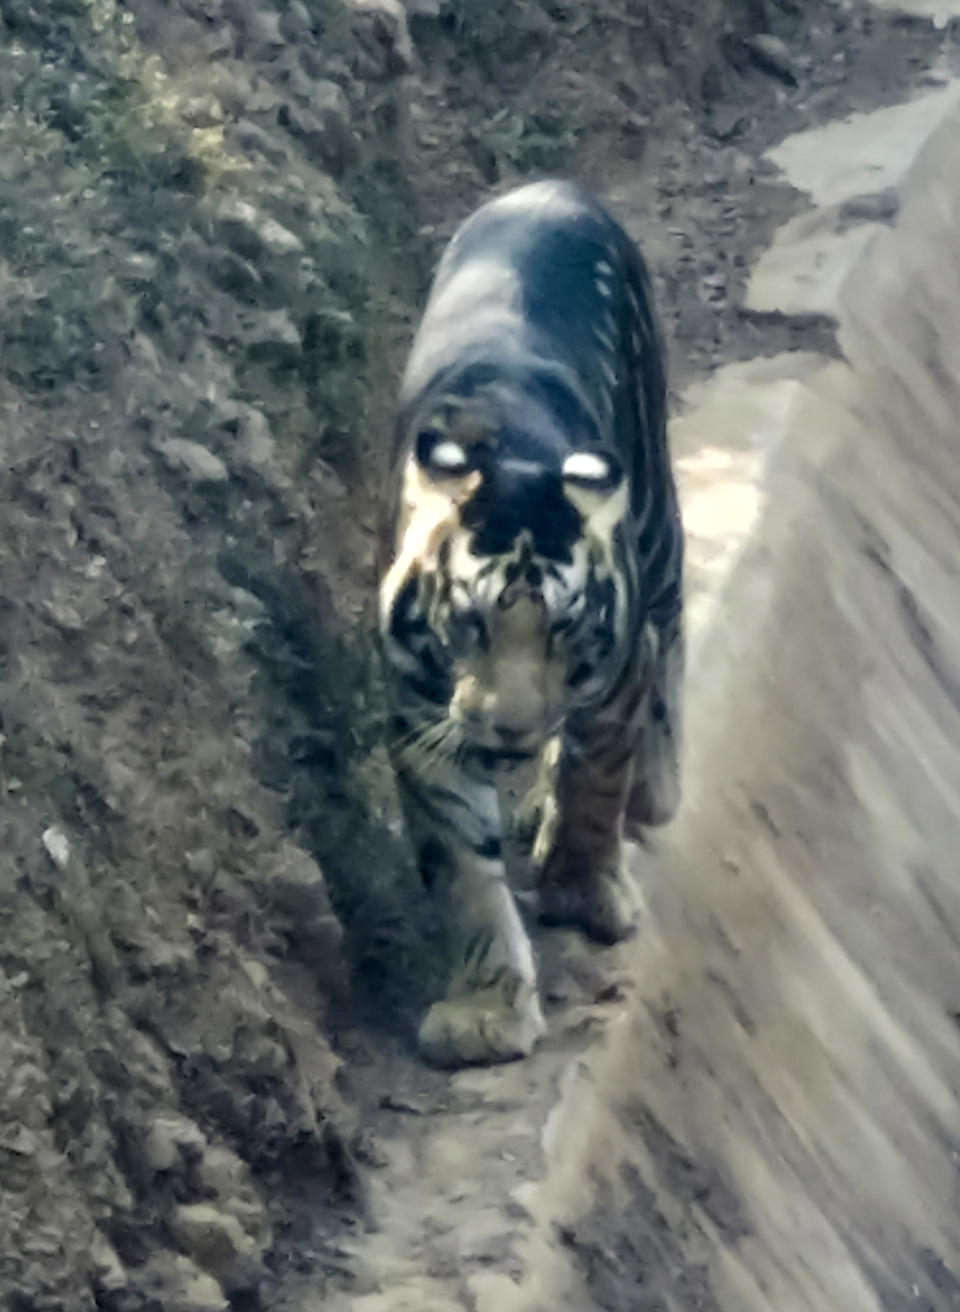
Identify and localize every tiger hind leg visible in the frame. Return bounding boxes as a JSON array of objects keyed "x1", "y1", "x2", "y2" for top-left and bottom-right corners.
[{"x1": 625, "y1": 610, "x2": 684, "y2": 839}]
